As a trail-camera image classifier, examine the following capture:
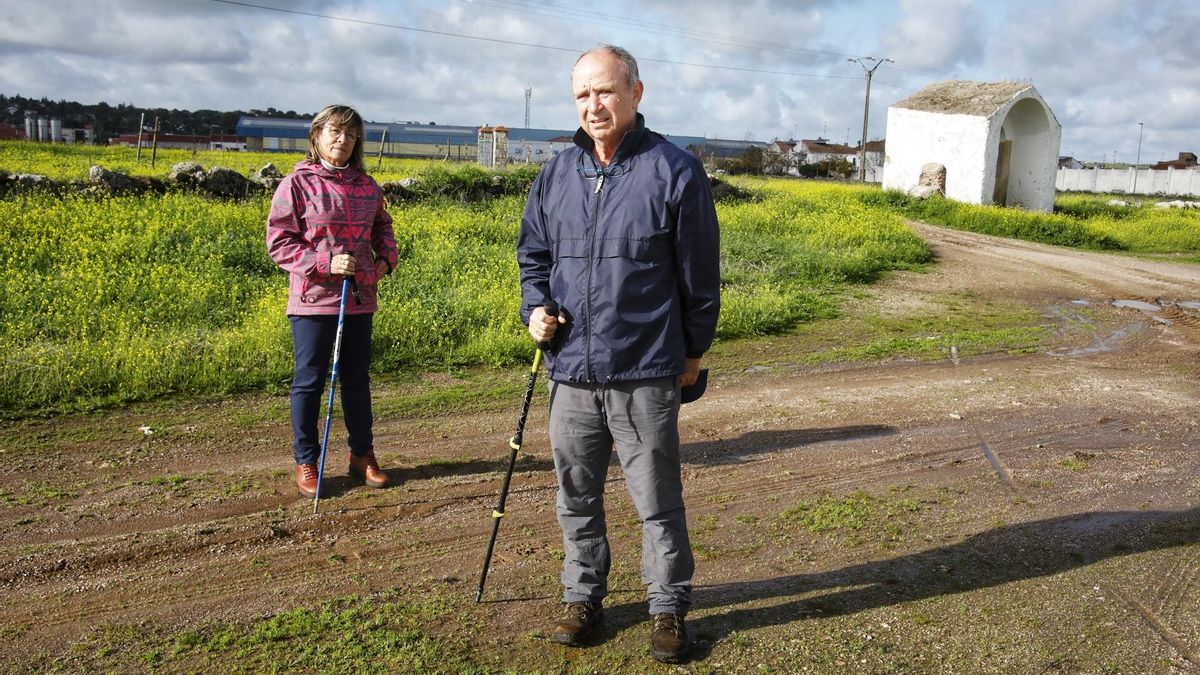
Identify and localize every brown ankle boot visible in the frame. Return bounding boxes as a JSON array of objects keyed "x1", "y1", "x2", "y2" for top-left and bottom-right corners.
[
  {"x1": 296, "y1": 463, "x2": 318, "y2": 498},
  {"x1": 651, "y1": 613, "x2": 689, "y2": 663},
  {"x1": 551, "y1": 601, "x2": 603, "y2": 646},
  {"x1": 348, "y1": 451, "x2": 388, "y2": 488}
]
